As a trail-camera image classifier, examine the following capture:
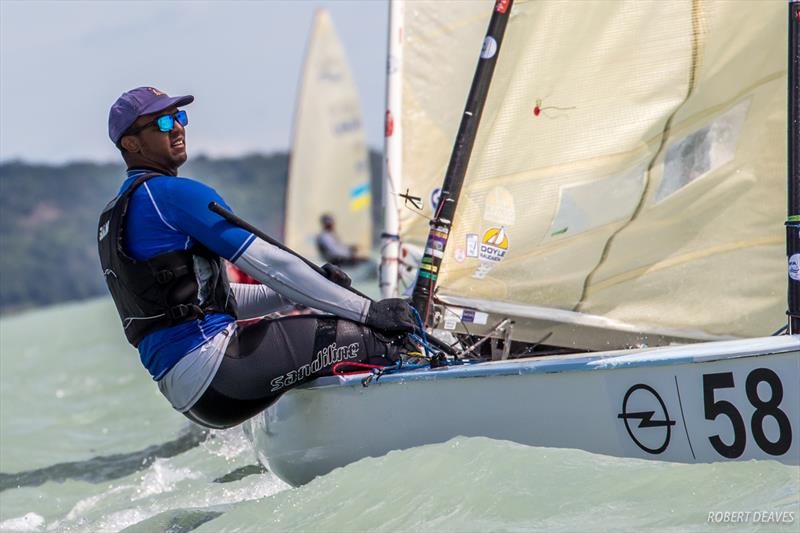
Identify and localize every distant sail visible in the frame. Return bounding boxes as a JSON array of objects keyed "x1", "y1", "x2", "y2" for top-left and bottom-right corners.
[
  {"x1": 285, "y1": 9, "x2": 371, "y2": 260},
  {"x1": 433, "y1": 0, "x2": 786, "y2": 338}
]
